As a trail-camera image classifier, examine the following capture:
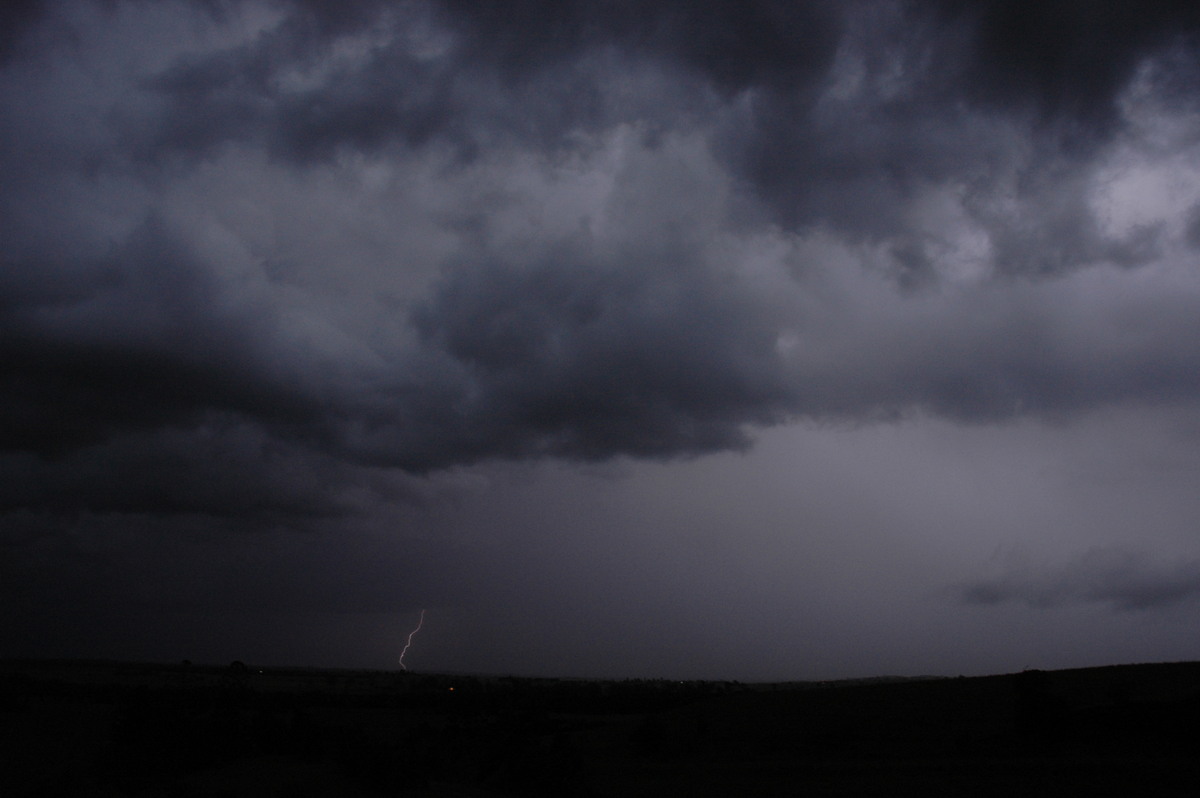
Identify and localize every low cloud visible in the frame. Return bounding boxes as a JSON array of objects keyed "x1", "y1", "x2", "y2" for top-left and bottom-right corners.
[{"x1": 959, "y1": 548, "x2": 1200, "y2": 611}]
